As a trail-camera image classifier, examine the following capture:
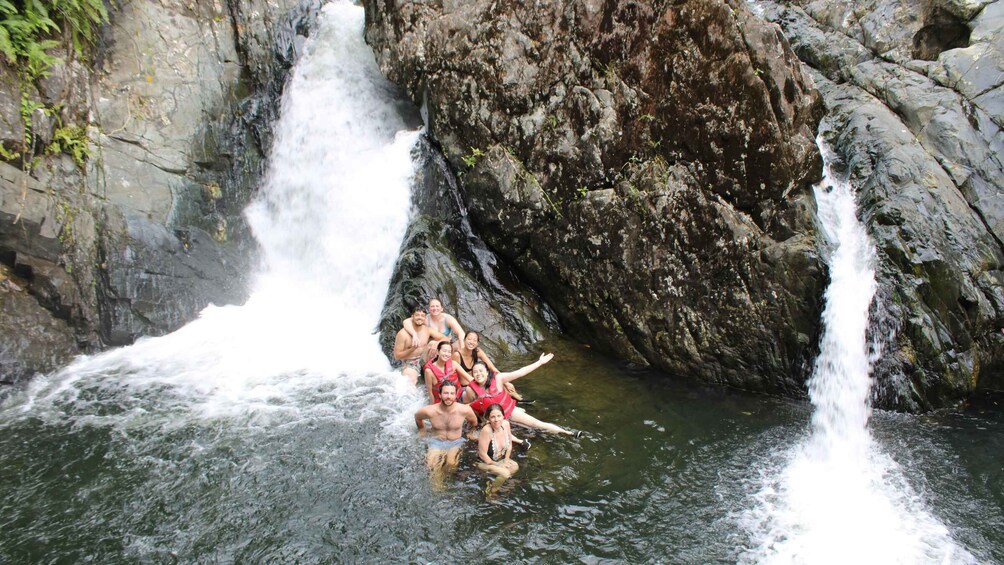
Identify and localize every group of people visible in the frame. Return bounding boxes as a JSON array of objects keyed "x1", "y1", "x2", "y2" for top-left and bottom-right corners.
[{"x1": 393, "y1": 298, "x2": 578, "y2": 493}]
